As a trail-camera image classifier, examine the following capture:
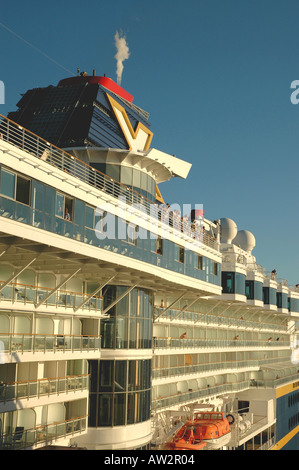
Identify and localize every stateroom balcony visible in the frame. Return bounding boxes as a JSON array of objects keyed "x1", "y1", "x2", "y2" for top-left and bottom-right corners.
[
  {"x1": 153, "y1": 336, "x2": 289, "y2": 353},
  {"x1": 0, "y1": 374, "x2": 89, "y2": 412},
  {"x1": 0, "y1": 413, "x2": 87, "y2": 450},
  {"x1": 0, "y1": 333, "x2": 101, "y2": 357},
  {"x1": 0, "y1": 279, "x2": 103, "y2": 315}
]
